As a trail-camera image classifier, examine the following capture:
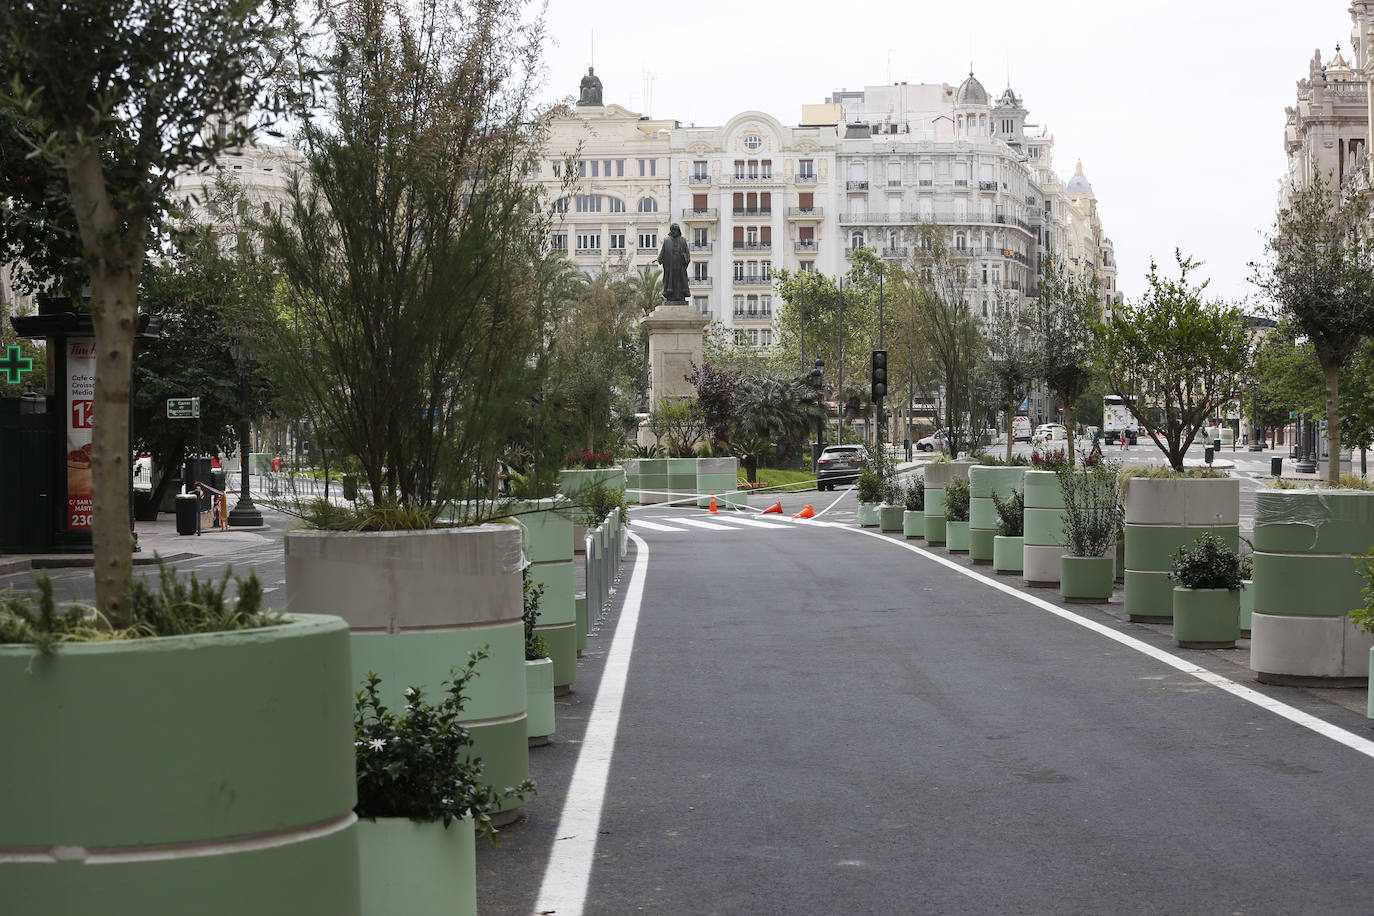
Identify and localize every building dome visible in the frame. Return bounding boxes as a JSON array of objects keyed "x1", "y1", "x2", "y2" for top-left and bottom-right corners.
[
  {"x1": 956, "y1": 71, "x2": 988, "y2": 106},
  {"x1": 1066, "y1": 160, "x2": 1094, "y2": 196}
]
